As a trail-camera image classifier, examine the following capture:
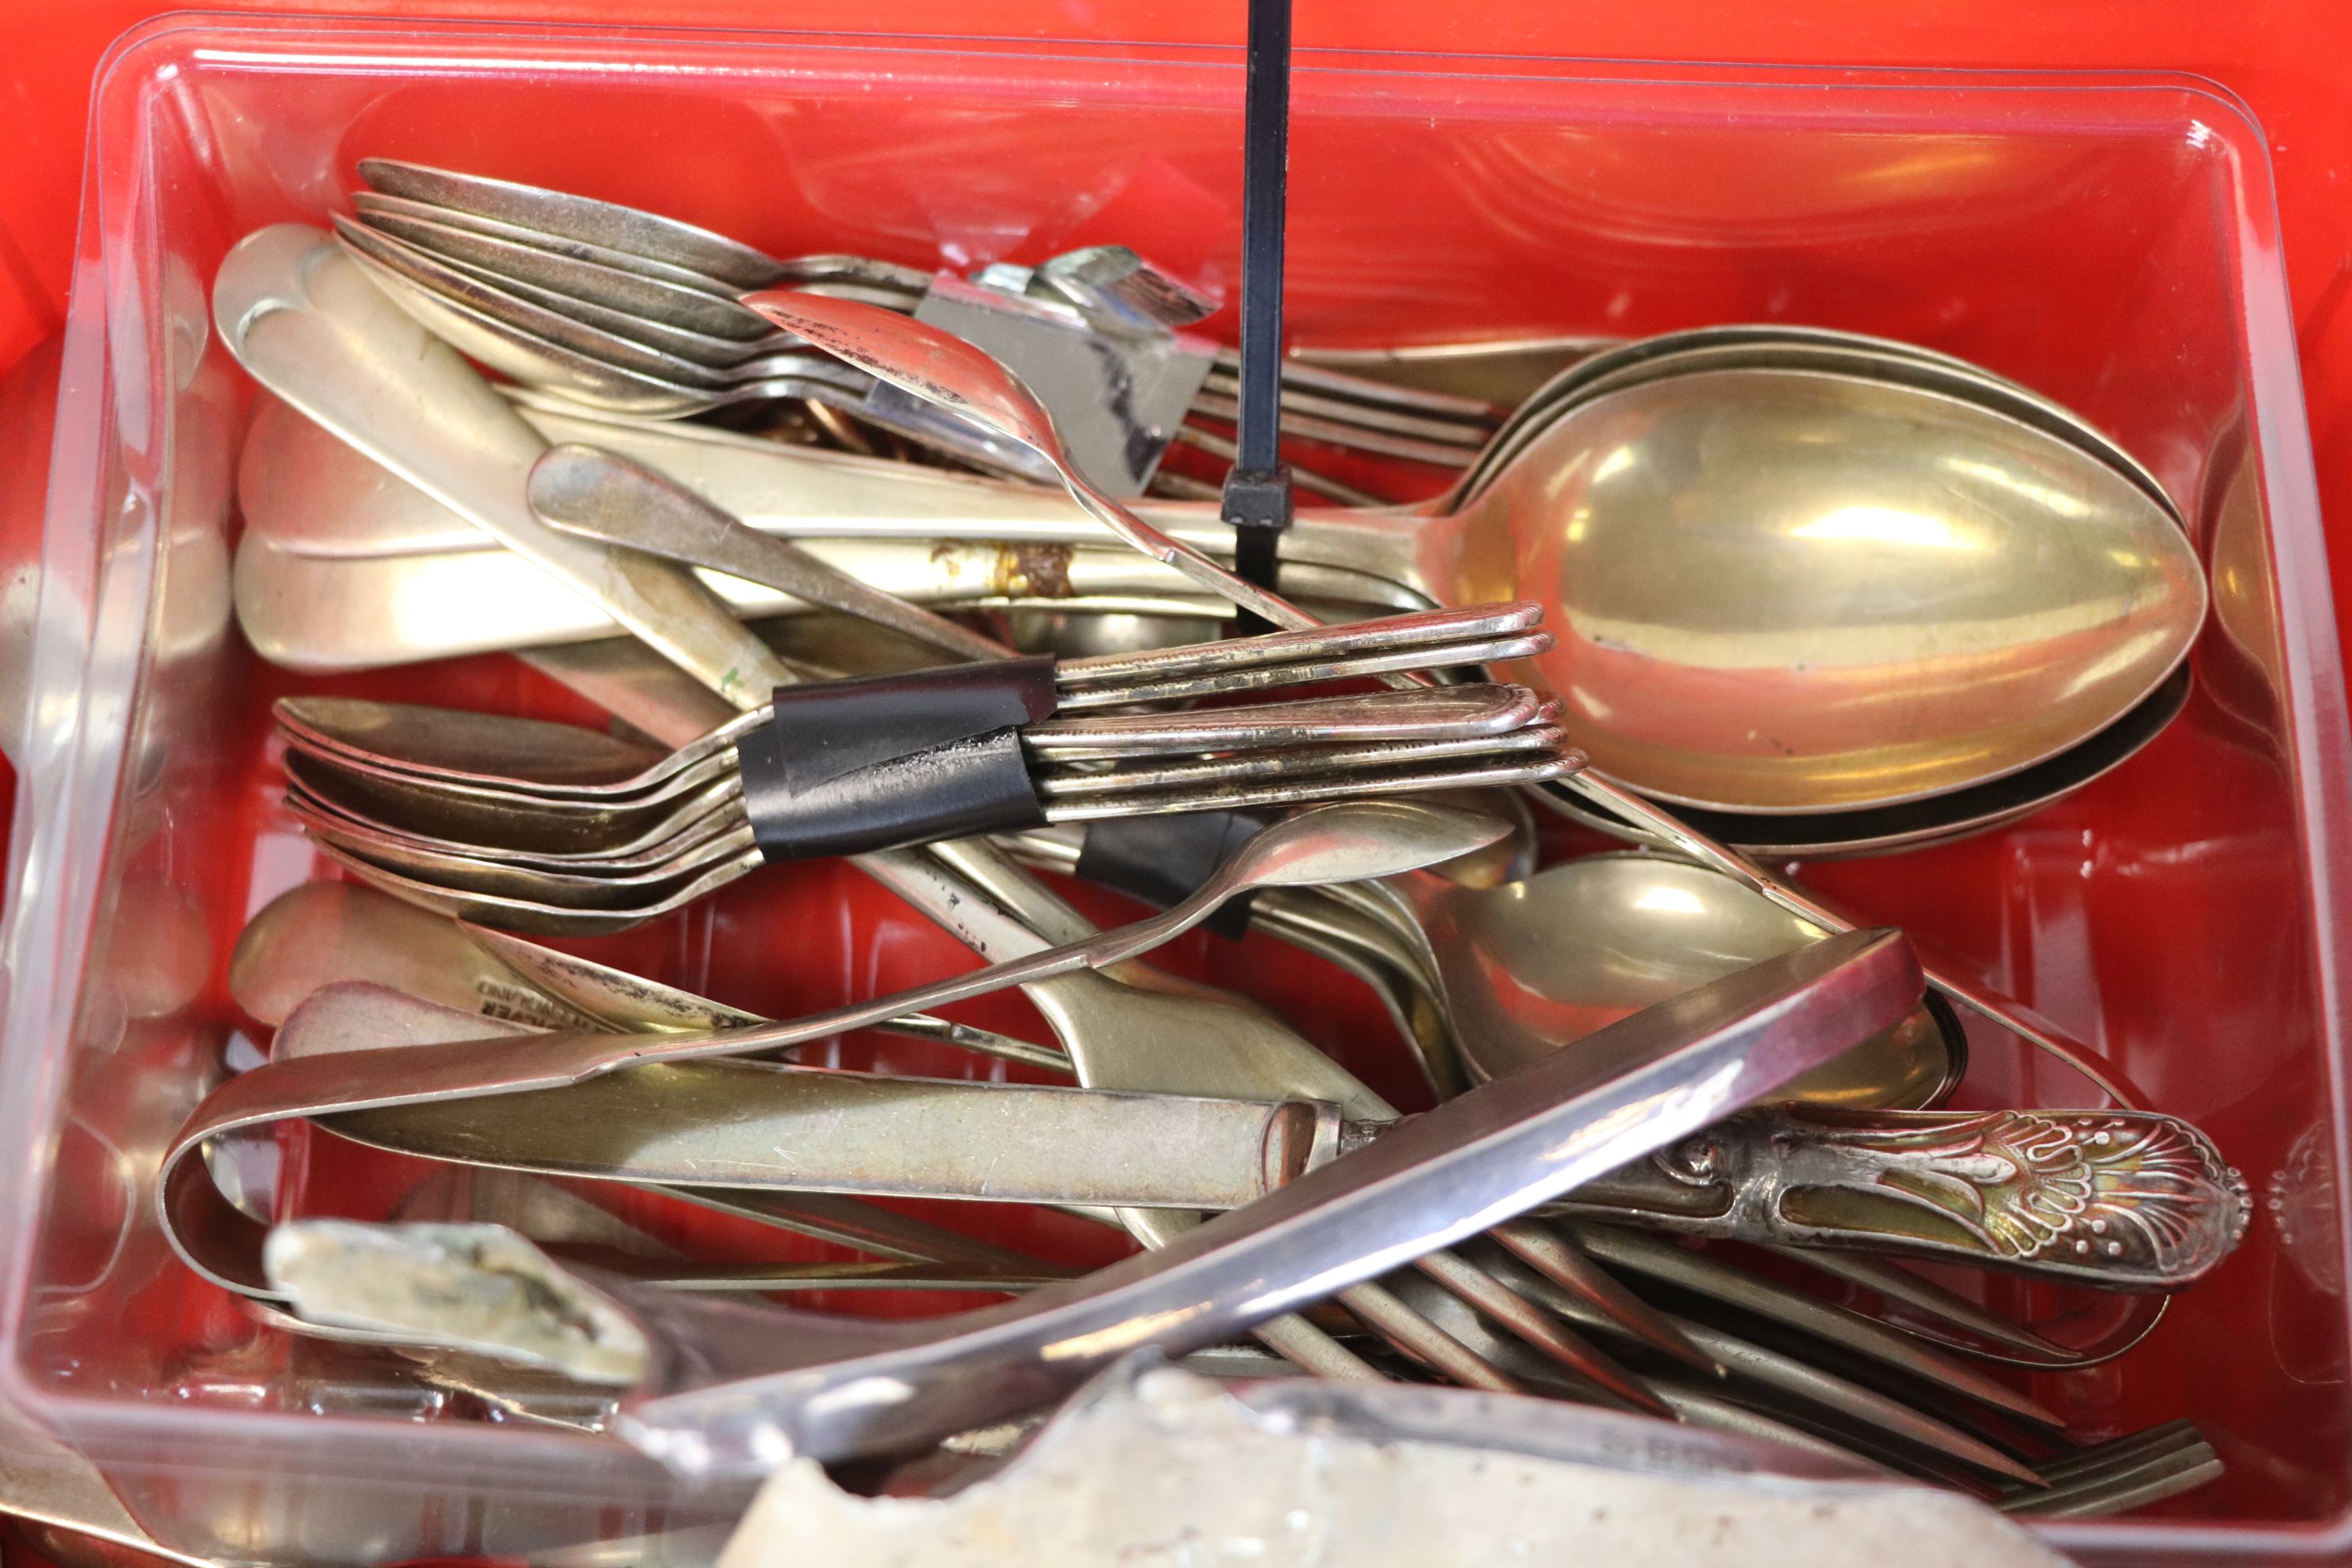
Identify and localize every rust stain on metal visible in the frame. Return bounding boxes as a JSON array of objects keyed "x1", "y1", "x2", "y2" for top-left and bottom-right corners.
[
  {"x1": 932, "y1": 539, "x2": 1077, "y2": 599},
  {"x1": 1012, "y1": 541, "x2": 1076, "y2": 599}
]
